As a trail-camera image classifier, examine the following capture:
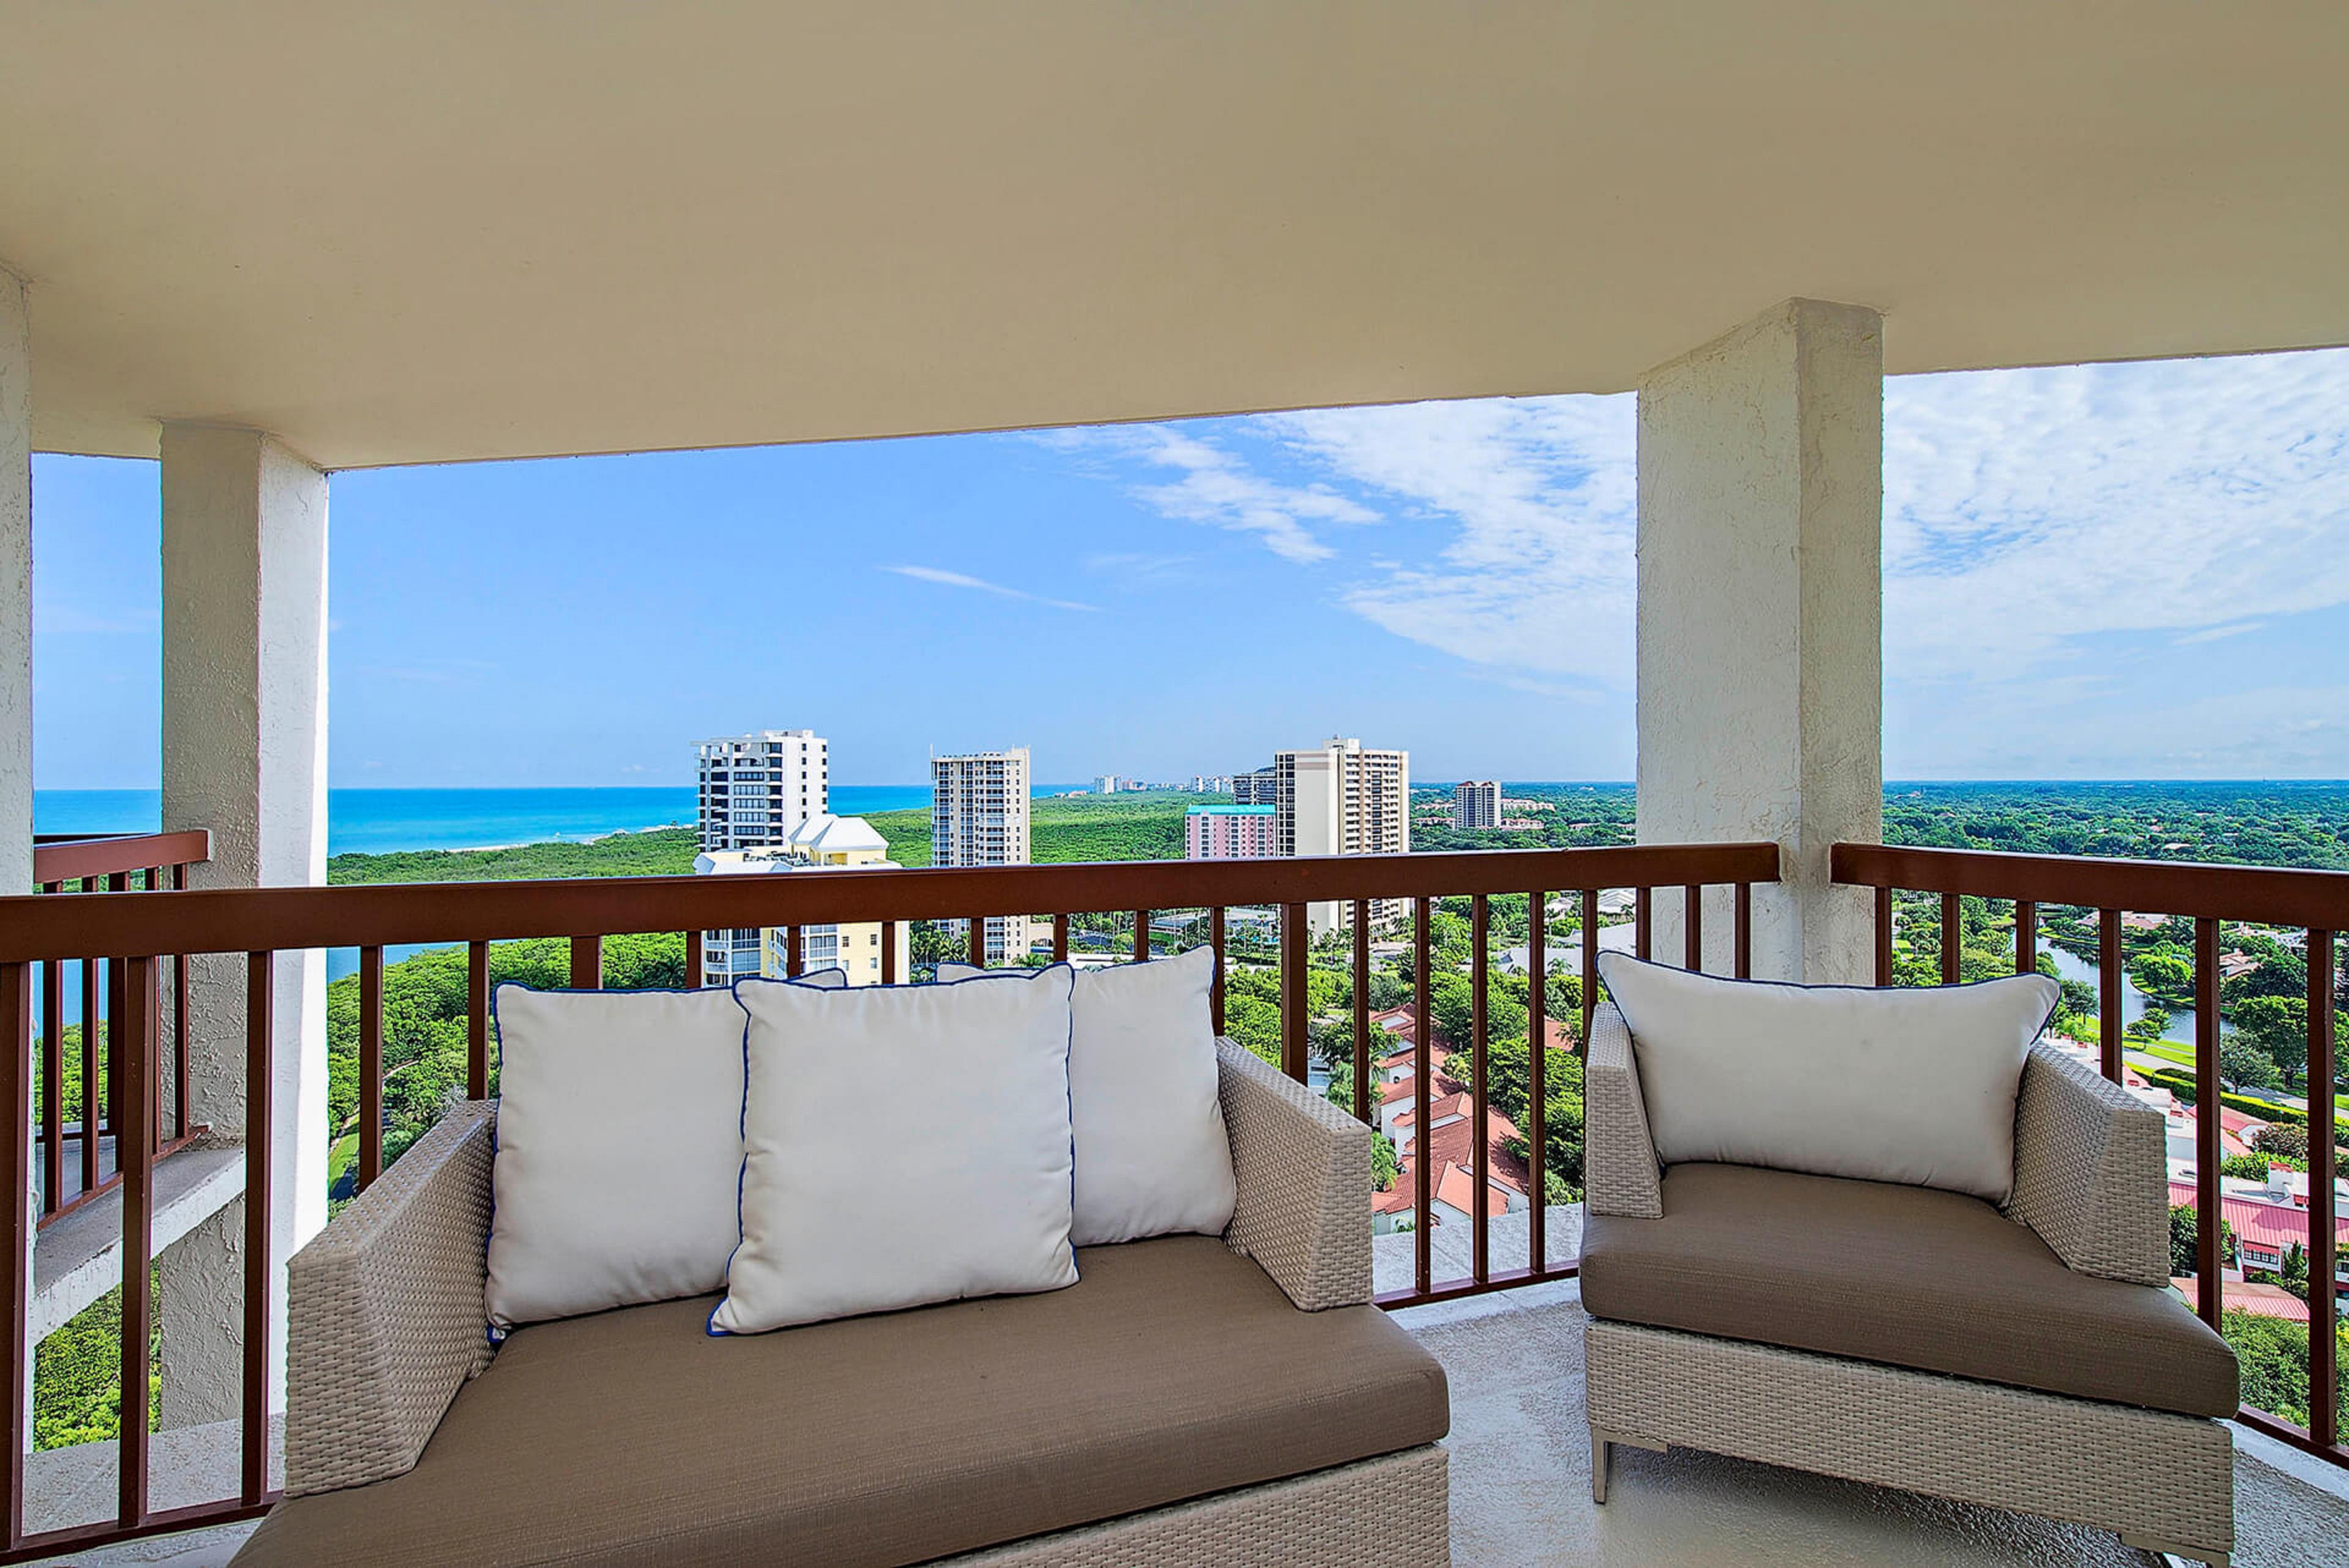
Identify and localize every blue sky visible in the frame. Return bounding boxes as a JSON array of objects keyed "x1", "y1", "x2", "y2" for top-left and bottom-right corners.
[{"x1": 29, "y1": 347, "x2": 2349, "y2": 788}]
